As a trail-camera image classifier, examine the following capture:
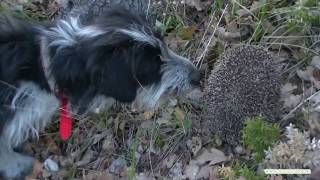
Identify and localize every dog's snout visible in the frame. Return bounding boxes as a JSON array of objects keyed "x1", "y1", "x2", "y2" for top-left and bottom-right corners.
[{"x1": 189, "y1": 70, "x2": 201, "y2": 86}]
